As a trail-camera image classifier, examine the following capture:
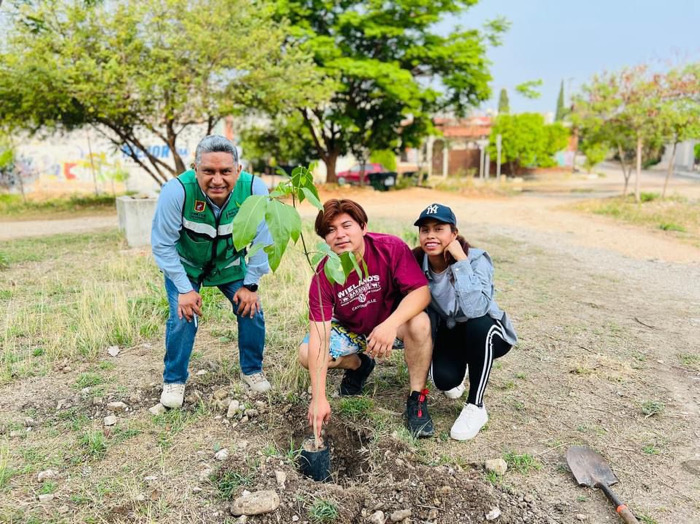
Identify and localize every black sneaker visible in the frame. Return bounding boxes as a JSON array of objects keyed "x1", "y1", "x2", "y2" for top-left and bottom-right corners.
[
  {"x1": 404, "y1": 389, "x2": 435, "y2": 438},
  {"x1": 339, "y1": 353, "x2": 376, "y2": 396}
]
